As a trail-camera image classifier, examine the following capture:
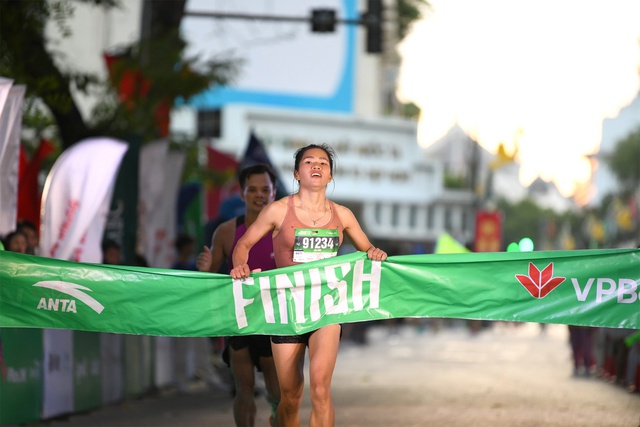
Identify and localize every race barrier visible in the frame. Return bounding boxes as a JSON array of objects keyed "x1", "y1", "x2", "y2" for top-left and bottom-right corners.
[{"x1": 0, "y1": 328, "x2": 206, "y2": 425}]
